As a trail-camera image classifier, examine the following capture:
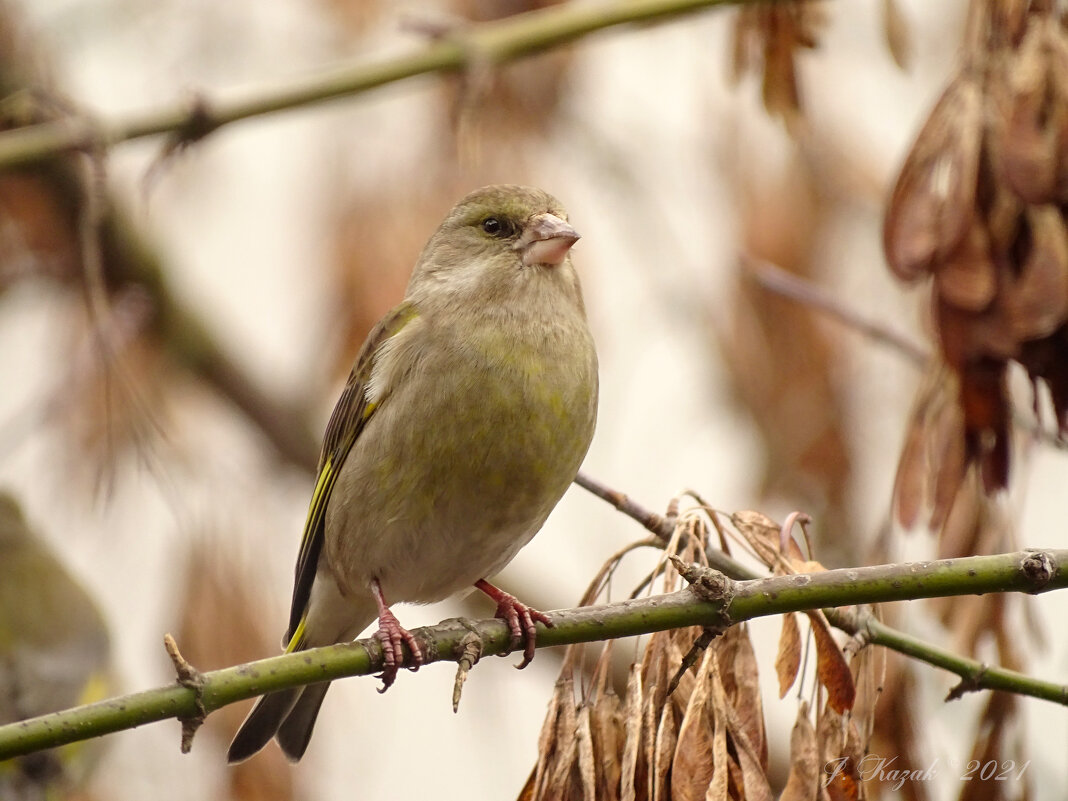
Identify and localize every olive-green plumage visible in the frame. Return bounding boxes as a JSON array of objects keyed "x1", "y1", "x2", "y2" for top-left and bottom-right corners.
[
  {"x1": 0, "y1": 491, "x2": 113, "y2": 800},
  {"x1": 228, "y1": 185, "x2": 598, "y2": 763}
]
